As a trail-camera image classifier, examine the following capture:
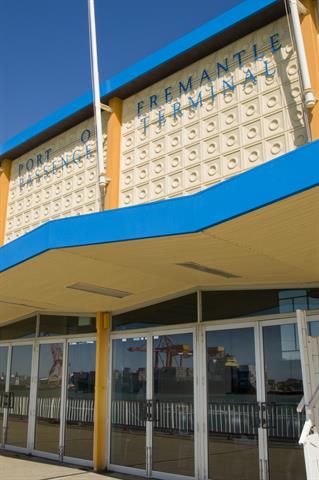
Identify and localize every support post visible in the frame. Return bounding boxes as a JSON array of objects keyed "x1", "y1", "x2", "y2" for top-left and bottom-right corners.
[
  {"x1": 0, "y1": 159, "x2": 11, "y2": 246},
  {"x1": 301, "y1": 0, "x2": 319, "y2": 139},
  {"x1": 105, "y1": 97, "x2": 122, "y2": 210},
  {"x1": 93, "y1": 312, "x2": 110, "y2": 471}
]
